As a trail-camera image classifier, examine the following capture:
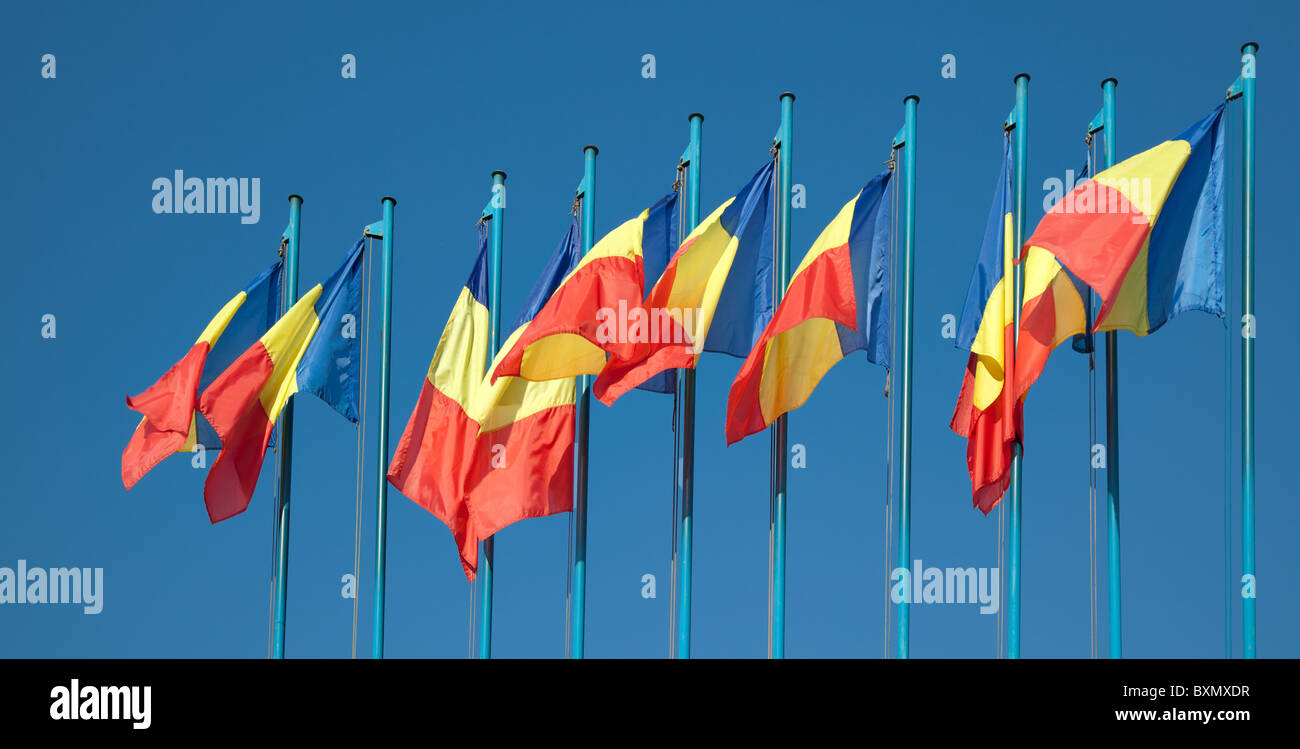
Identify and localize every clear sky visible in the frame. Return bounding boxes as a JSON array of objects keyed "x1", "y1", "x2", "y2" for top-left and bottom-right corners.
[{"x1": 2, "y1": 0, "x2": 1293, "y2": 658}]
